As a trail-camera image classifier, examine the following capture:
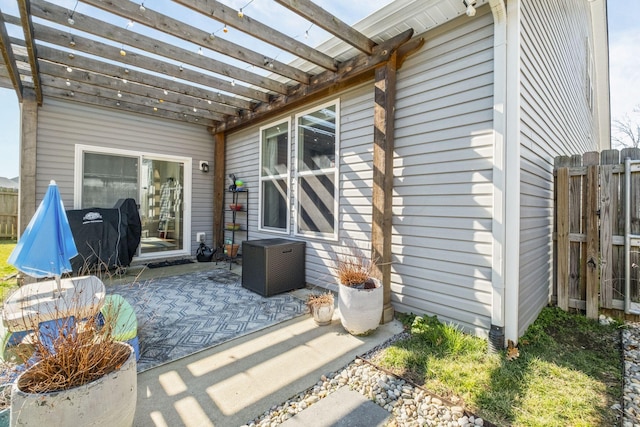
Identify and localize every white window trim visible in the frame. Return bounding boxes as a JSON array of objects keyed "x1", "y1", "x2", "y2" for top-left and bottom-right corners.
[
  {"x1": 293, "y1": 99, "x2": 340, "y2": 241},
  {"x1": 73, "y1": 144, "x2": 193, "y2": 258},
  {"x1": 257, "y1": 118, "x2": 291, "y2": 234}
]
